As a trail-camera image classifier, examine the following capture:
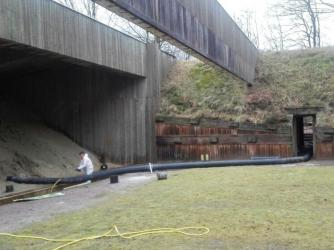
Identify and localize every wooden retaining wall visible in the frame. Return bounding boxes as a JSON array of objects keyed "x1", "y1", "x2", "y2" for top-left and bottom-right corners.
[
  {"x1": 315, "y1": 128, "x2": 334, "y2": 159},
  {"x1": 97, "y1": 0, "x2": 258, "y2": 83},
  {"x1": 156, "y1": 118, "x2": 293, "y2": 161}
]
